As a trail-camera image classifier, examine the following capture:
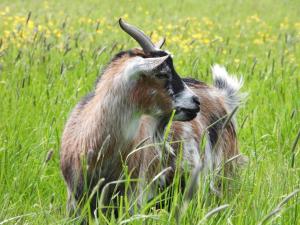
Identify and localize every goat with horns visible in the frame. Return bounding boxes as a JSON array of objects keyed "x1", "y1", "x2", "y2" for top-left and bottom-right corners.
[{"x1": 60, "y1": 18, "x2": 247, "y2": 216}]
